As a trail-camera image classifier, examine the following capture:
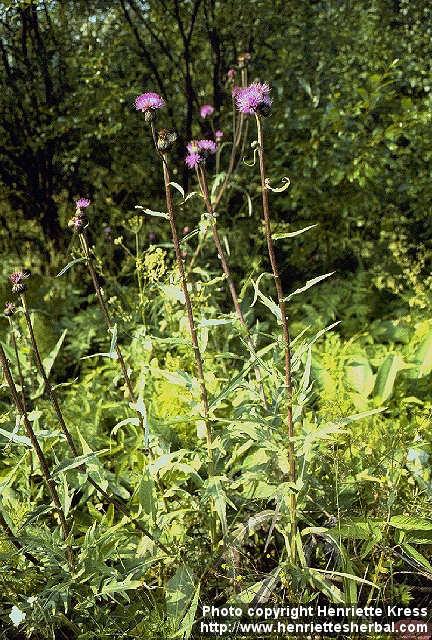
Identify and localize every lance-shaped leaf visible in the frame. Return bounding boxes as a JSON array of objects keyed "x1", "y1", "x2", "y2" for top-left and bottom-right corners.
[
  {"x1": 135, "y1": 205, "x2": 169, "y2": 219},
  {"x1": 285, "y1": 272, "x2": 335, "y2": 301},
  {"x1": 56, "y1": 257, "x2": 86, "y2": 277},
  {"x1": 273, "y1": 224, "x2": 318, "y2": 240}
]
